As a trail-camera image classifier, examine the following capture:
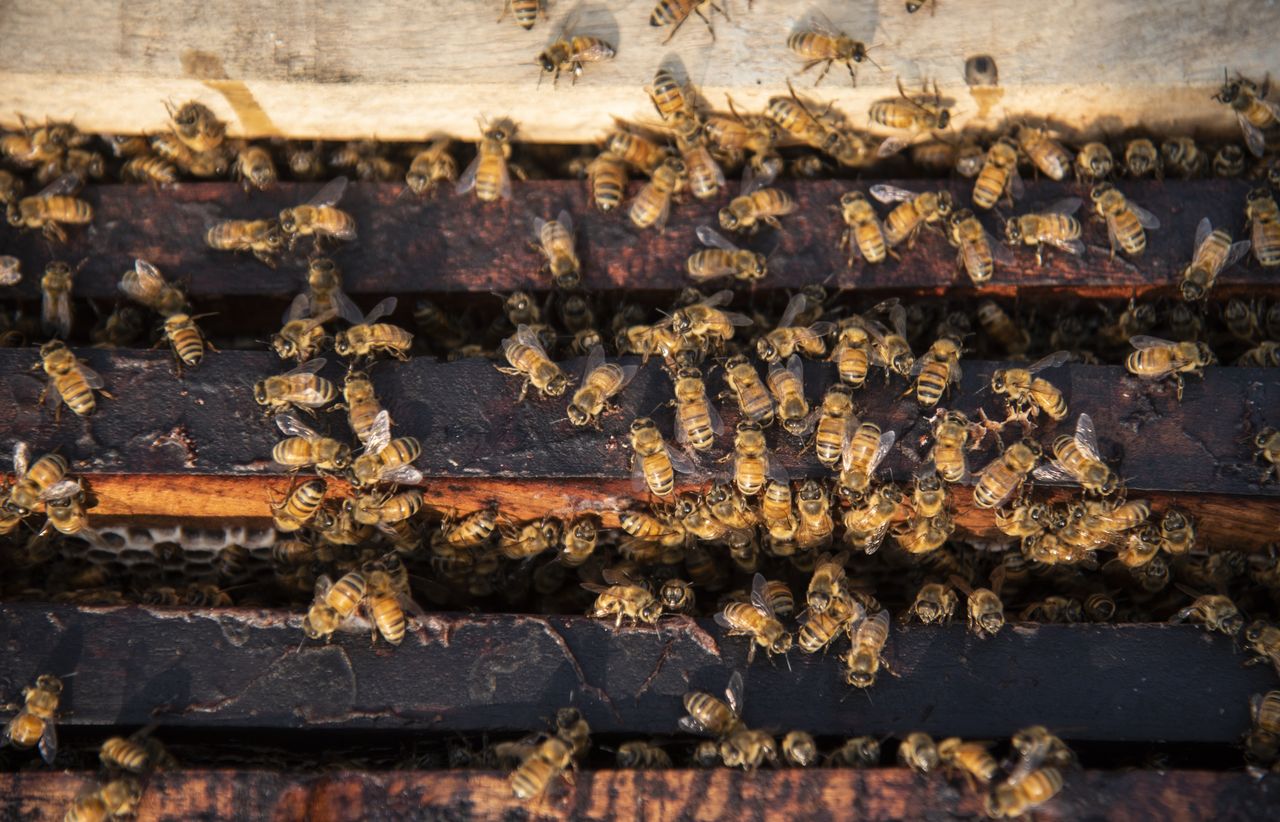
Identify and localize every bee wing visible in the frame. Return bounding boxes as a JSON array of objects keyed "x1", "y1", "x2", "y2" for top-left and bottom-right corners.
[
  {"x1": 531, "y1": 215, "x2": 549, "y2": 241},
  {"x1": 288, "y1": 357, "x2": 328, "y2": 376},
  {"x1": 1031, "y1": 461, "x2": 1074, "y2": 483},
  {"x1": 678, "y1": 716, "x2": 713, "y2": 736},
  {"x1": 1129, "y1": 335, "x2": 1175, "y2": 350},
  {"x1": 778, "y1": 293, "x2": 808, "y2": 329},
  {"x1": 702, "y1": 289, "x2": 736, "y2": 309},
  {"x1": 305, "y1": 175, "x2": 348, "y2": 207},
  {"x1": 1027, "y1": 350, "x2": 1071, "y2": 373},
  {"x1": 750, "y1": 572, "x2": 776, "y2": 617},
  {"x1": 583, "y1": 344, "x2": 606, "y2": 381},
  {"x1": 313, "y1": 575, "x2": 334, "y2": 600},
  {"x1": 43, "y1": 293, "x2": 72, "y2": 340},
  {"x1": 120, "y1": 259, "x2": 167, "y2": 302},
  {"x1": 766, "y1": 459, "x2": 790, "y2": 484},
  {"x1": 36, "y1": 173, "x2": 81, "y2": 198},
  {"x1": 557, "y1": 209, "x2": 575, "y2": 237},
  {"x1": 38, "y1": 721, "x2": 58, "y2": 766},
  {"x1": 13, "y1": 442, "x2": 30, "y2": 476},
  {"x1": 285, "y1": 293, "x2": 312, "y2": 323},
  {"x1": 601, "y1": 567, "x2": 635, "y2": 586},
  {"x1": 382, "y1": 466, "x2": 423, "y2": 485},
  {"x1": 514, "y1": 323, "x2": 551, "y2": 357},
  {"x1": 1044, "y1": 236, "x2": 1085, "y2": 256},
  {"x1": 1007, "y1": 168, "x2": 1024, "y2": 200},
  {"x1": 652, "y1": 190, "x2": 674, "y2": 233},
  {"x1": 868, "y1": 430, "x2": 897, "y2": 473},
  {"x1": 1226, "y1": 239, "x2": 1252, "y2": 268},
  {"x1": 362, "y1": 296, "x2": 397, "y2": 325},
  {"x1": 276, "y1": 412, "x2": 321, "y2": 440},
  {"x1": 696, "y1": 225, "x2": 740, "y2": 252},
  {"x1": 667, "y1": 443, "x2": 699, "y2": 475},
  {"x1": 1046, "y1": 197, "x2": 1082, "y2": 216},
  {"x1": 785, "y1": 353, "x2": 804, "y2": 383},
  {"x1": 876, "y1": 137, "x2": 910, "y2": 159},
  {"x1": 41, "y1": 479, "x2": 81, "y2": 502},
  {"x1": 869, "y1": 184, "x2": 916, "y2": 205},
  {"x1": 987, "y1": 229, "x2": 1020, "y2": 262},
  {"x1": 887, "y1": 302, "x2": 908, "y2": 338},
  {"x1": 713, "y1": 611, "x2": 735, "y2": 631},
  {"x1": 1073, "y1": 412, "x2": 1103, "y2": 462},
  {"x1": 455, "y1": 152, "x2": 481, "y2": 195},
  {"x1": 332, "y1": 289, "x2": 366, "y2": 325},
  {"x1": 861, "y1": 521, "x2": 892, "y2": 556},
  {"x1": 1237, "y1": 112, "x2": 1268, "y2": 159},
  {"x1": 801, "y1": 8, "x2": 842, "y2": 36},
  {"x1": 707, "y1": 399, "x2": 725, "y2": 437},
  {"x1": 618, "y1": 364, "x2": 640, "y2": 390},
  {"x1": 364, "y1": 410, "x2": 393, "y2": 454},
  {"x1": 724, "y1": 669, "x2": 745, "y2": 715},
  {"x1": 630, "y1": 452, "x2": 651, "y2": 493},
  {"x1": 1194, "y1": 217, "x2": 1212, "y2": 251},
  {"x1": 1128, "y1": 201, "x2": 1161, "y2": 230},
  {"x1": 739, "y1": 160, "x2": 769, "y2": 196}
]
